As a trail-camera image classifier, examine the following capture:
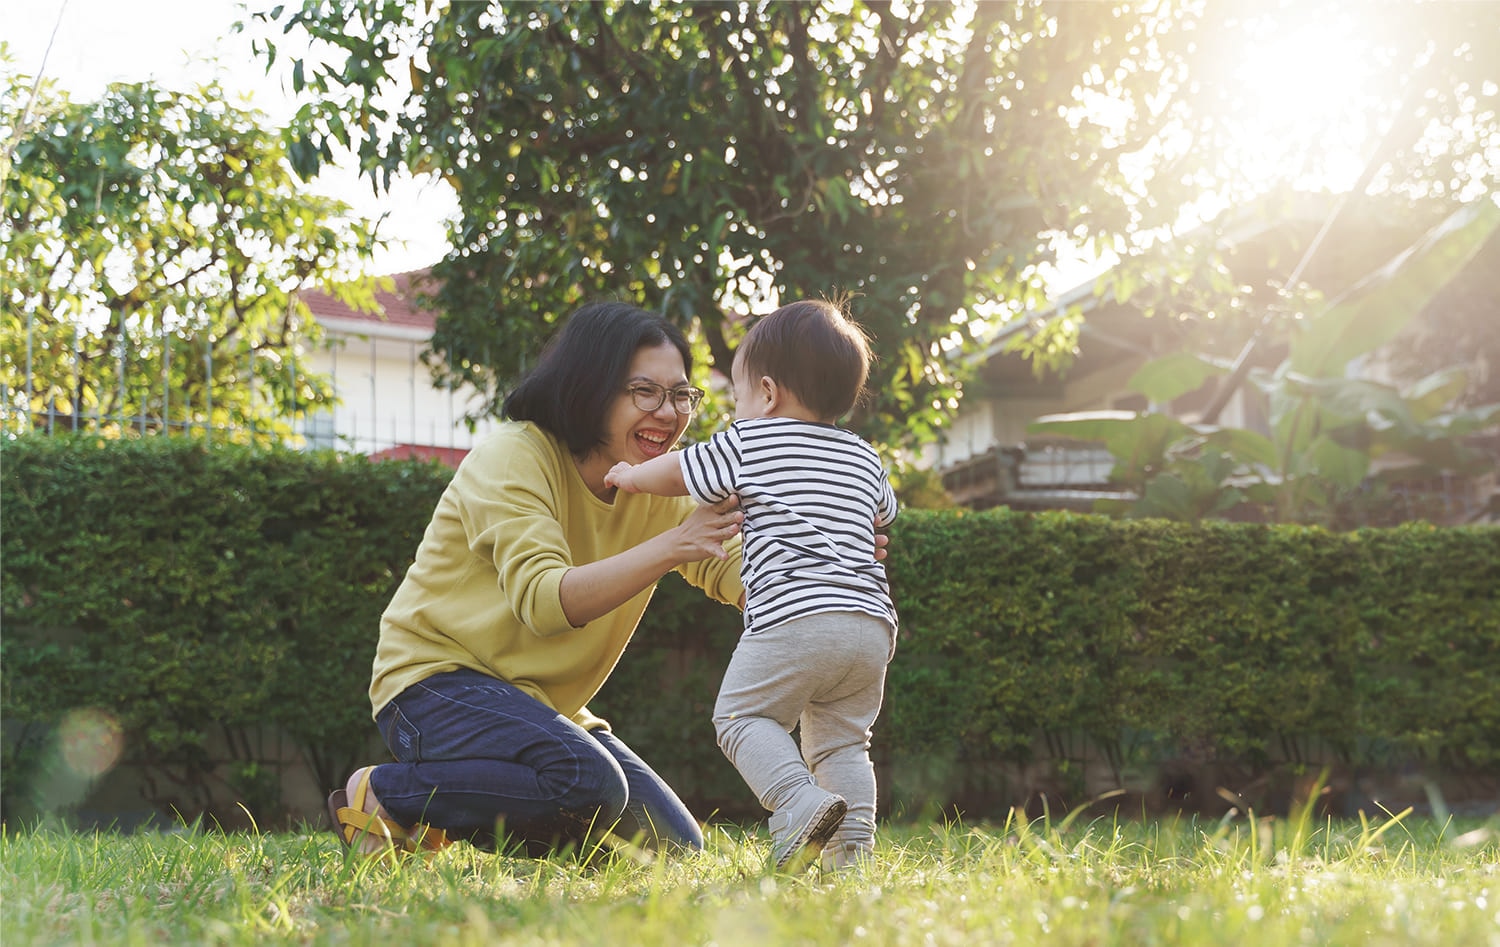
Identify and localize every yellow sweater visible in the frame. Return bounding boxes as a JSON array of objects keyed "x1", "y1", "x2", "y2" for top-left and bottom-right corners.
[{"x1": 371, "y1": 421, "x2": 744, "y2": 731}]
